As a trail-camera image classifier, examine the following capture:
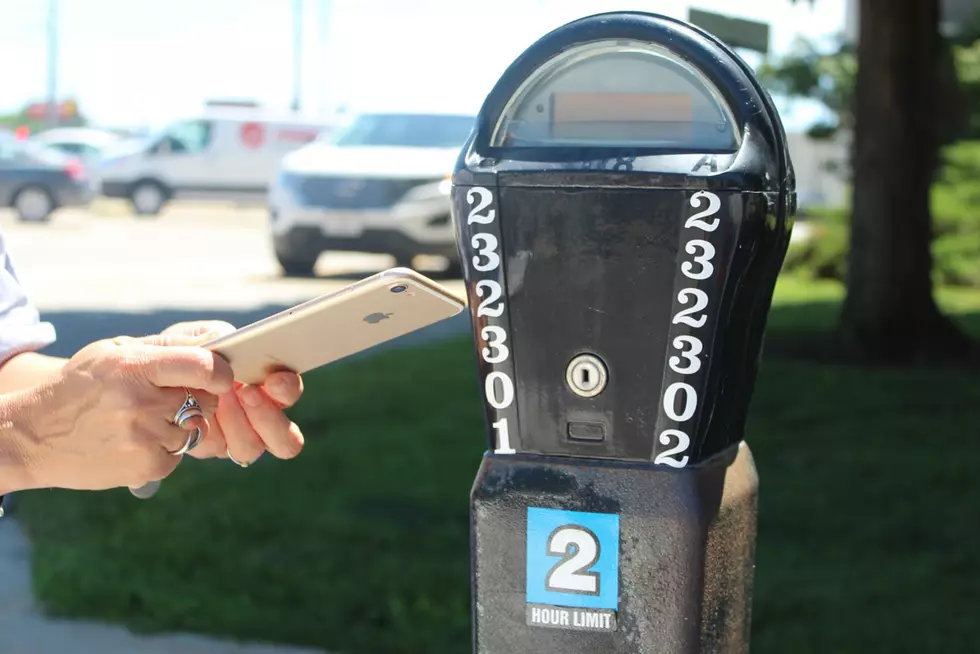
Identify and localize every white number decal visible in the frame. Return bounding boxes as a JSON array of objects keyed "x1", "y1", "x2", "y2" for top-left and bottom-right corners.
[
  {"x1": 485, "y1": 371, "x2": 514, "y2": 409},
  {"x1": 467, "y1": 185, "x2": 516, "y2": 453},
  {"x1": 481, "y1": 326, "x2": 509, "y2": 364},
  {"x1": 471, "y1": 233, "x2": 500, "y2": 272},
  {"x1": 466, "y1": 187, "x2": 496, "y2": 224},
  {"x1": 668, "y1": 335, "x2": 703, "y2": 375},
  {"x1": 663, "y1": 382, "x2": 697, "y2": 422},
  {"x1": 475, "y1": 280, "x2": 504, "y2": 318},
  {"x1": 545, "y1": 526, "x2": 600, "y2": 595},
  {"x1": 672, "y1": 289, "x2": 709, "y2": 328},
  {"x1": 681, "y1": 239, "x2": 715, "y2": 280},
  {"x1": 685, "y1": 191, "x2": 721, "y2": 232},
  {"x1": 493, "y1": 418, "x2": 515, "y2": 454},
  {"x1": 653, "y1": 430, "x2": 691, "y2": 468},
  {"x1": 655, "y1": 192, "x2": 723, "y2": 469}
]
